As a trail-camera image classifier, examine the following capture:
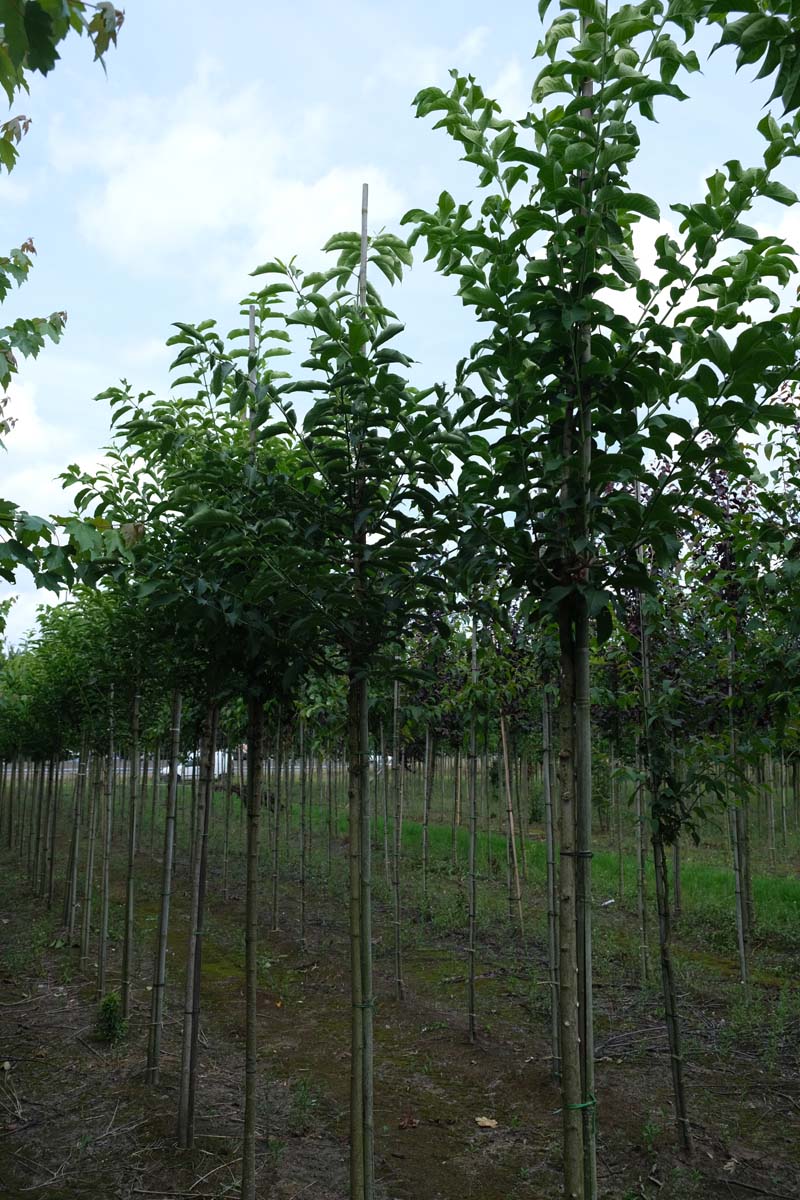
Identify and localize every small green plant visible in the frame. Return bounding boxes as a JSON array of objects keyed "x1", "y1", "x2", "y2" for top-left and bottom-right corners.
[
  {"x1": 641, "y1": 1117, "x2": 662, "y2": 1155},
  {"x1": 96, "y1": 992, "x2": 127, "y2": 1043},
  {"x1": 288, "y1": 1077, "x2": 319, "y2": 1135}
]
